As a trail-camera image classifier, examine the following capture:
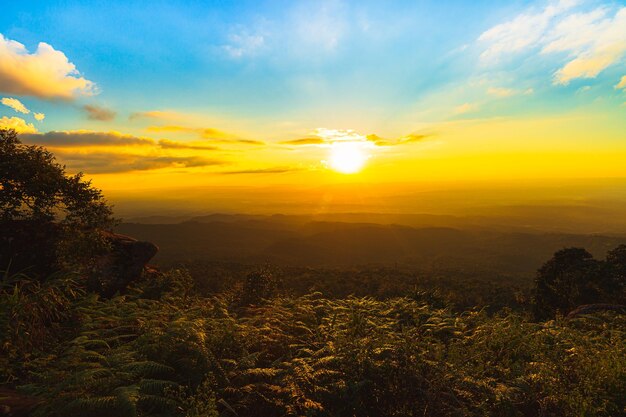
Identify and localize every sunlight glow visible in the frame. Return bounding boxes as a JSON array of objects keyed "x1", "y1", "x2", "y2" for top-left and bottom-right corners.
[{"x1": 328, "y1": 141, "x2": 368, "y2": 174}]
